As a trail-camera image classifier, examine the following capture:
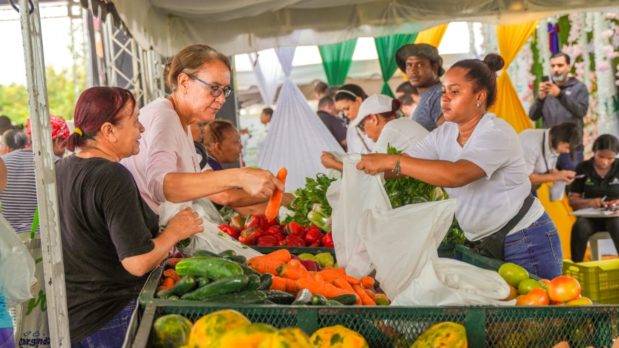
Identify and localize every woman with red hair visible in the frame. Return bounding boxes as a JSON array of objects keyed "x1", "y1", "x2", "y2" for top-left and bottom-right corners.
[{"x1": 56, "y1": 87, "x2": 203, "y2": 347}]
